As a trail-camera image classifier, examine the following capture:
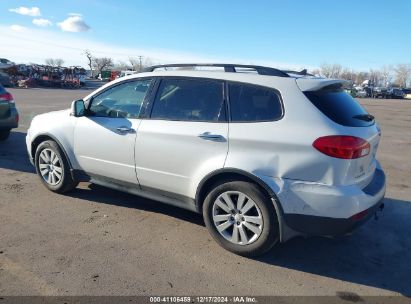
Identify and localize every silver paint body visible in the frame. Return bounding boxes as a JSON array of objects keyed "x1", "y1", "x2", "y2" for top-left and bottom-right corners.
[{"x1": 26, "y1": 71, "x2": 385, "y2": 226}]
